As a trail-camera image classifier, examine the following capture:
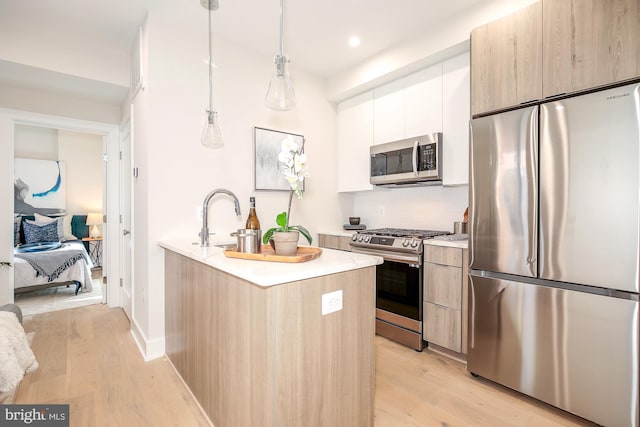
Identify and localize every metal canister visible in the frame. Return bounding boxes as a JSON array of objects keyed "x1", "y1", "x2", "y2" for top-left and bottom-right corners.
[
  {"x1": 231, "y1": 229, "x2": 261, "y2": 253},
  {"x1": 453, "y1": 222, "x2": 467, "y2": 235}
]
